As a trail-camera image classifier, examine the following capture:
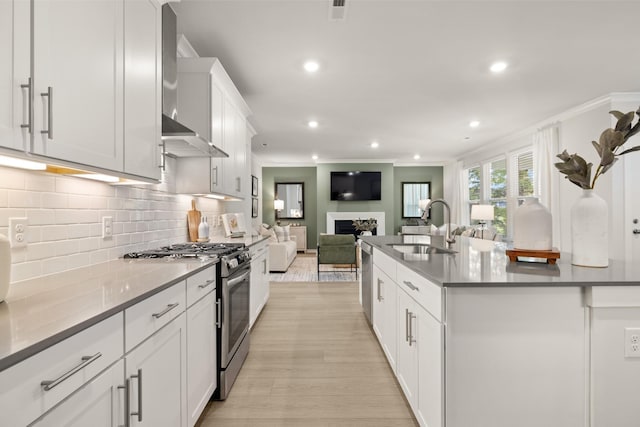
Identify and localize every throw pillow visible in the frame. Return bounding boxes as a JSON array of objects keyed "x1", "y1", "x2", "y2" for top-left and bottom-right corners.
[
  {"x1": 260, "y1": 225, "x2": 278, "y2": 243},
  {"x1": 273, "y1": 225, "x2": 291, "y2": 242}
]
